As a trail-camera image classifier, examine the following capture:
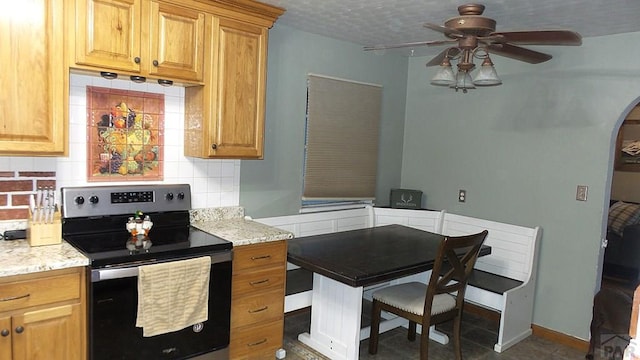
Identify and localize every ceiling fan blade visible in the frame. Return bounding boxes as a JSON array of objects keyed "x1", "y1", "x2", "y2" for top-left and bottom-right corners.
[
  {"x1": 487, "y1": 43, "x2": 552, "y2": 64},
  {"x1": 423, "y1": 23, "x2": 464, "y2": 37},
  {"x1": 426, "y1": 47, "x2": 461, "y2": 67},
  {"x1": 425, "y1": 39, "x2": 458, "y2": 47},
  {"x1": 363, "y1": 40, "x2": 440, "y2": 51},
  {"x1": 488, "y1": 30, "x2": 582, "y2": 46}
]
